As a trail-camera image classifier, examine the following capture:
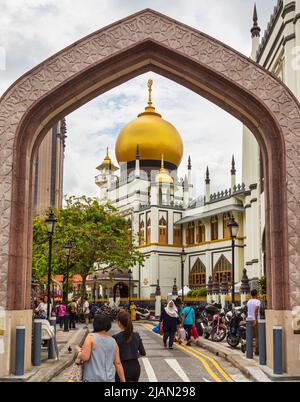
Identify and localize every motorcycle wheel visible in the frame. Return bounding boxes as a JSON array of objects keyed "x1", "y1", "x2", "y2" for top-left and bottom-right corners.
[
  {"x1": 204, "y1": 331, "x2": 211, "y2": 339},
  {"x1": 226, "y1": 334, "x2": 240, "y2": 348},
  {"x1": 241, "y1": 343, "x2": 246, "y2": 353},
  {"x1": 211, "y1": 326, "x2": 226, "y2": 342}
]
